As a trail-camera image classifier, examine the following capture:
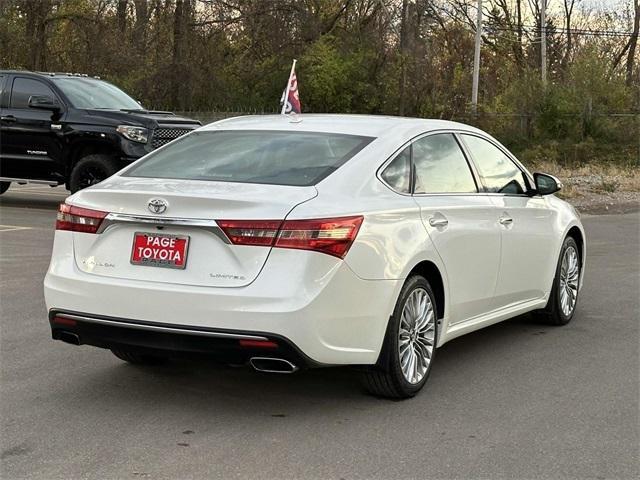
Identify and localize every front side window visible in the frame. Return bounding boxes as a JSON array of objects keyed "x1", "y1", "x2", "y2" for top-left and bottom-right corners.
[
  {"x1": 412, "y1": 134, "x2": 477, "y2": 194},
  {"x1": 10, "y1": 78, "x2": 57, "y2": 109},
  {"x1": 125, "y1": 130, "x2": 374, "y2": 187},
  {"x1": 461, "y1": 135, "x2": 527, "y2": 194},
  {"x1": 380, "y1": 146, "x2": 411, "y2": 193},
  {"x1": 51, "y1": 78, "x2": 141, "y2": 110}
]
